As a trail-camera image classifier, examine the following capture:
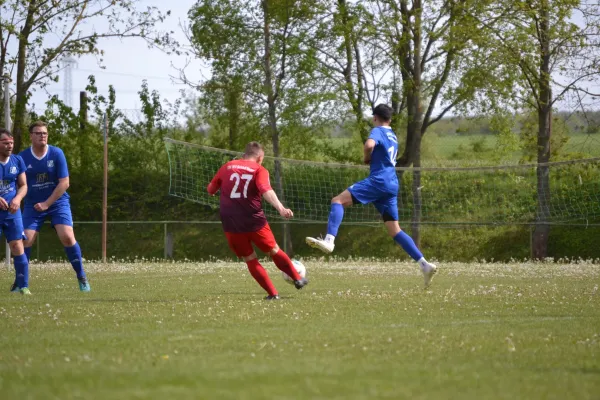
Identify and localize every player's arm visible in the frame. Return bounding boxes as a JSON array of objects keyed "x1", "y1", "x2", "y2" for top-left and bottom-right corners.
[
  {"x1": 43, "y1": 177, "x2": 69, "y2": 208},
  {"x1": 256, "y1": 167, "x2": 293, "y2": 219},
  {"x1": 36, "y1": 150, "x2": 69, "y2": 211},
  {"x1": 9, "y1": 172, "x2": 27, "y2": 213},
  {"x1": 262, "y1": 190, "x2": 293, "y2": 219},
  {"x1": 207, "y1": 167, "x2": 223, "y2": 196},
  {"x1": 363, "y1": 138, "x2": 376, "y2": 164}
]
